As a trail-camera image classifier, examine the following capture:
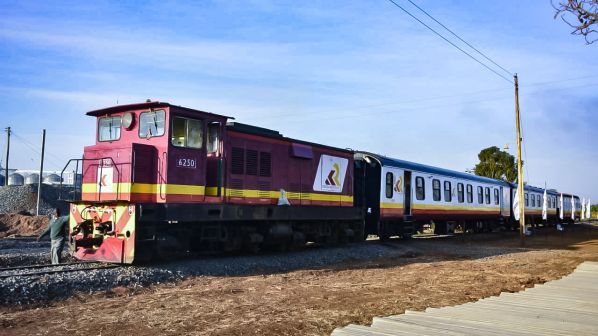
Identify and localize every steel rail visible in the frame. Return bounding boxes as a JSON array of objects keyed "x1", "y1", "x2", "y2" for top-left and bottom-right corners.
[{"x1": 0, "y1": 263, "x2": 120, "y2": 279}]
